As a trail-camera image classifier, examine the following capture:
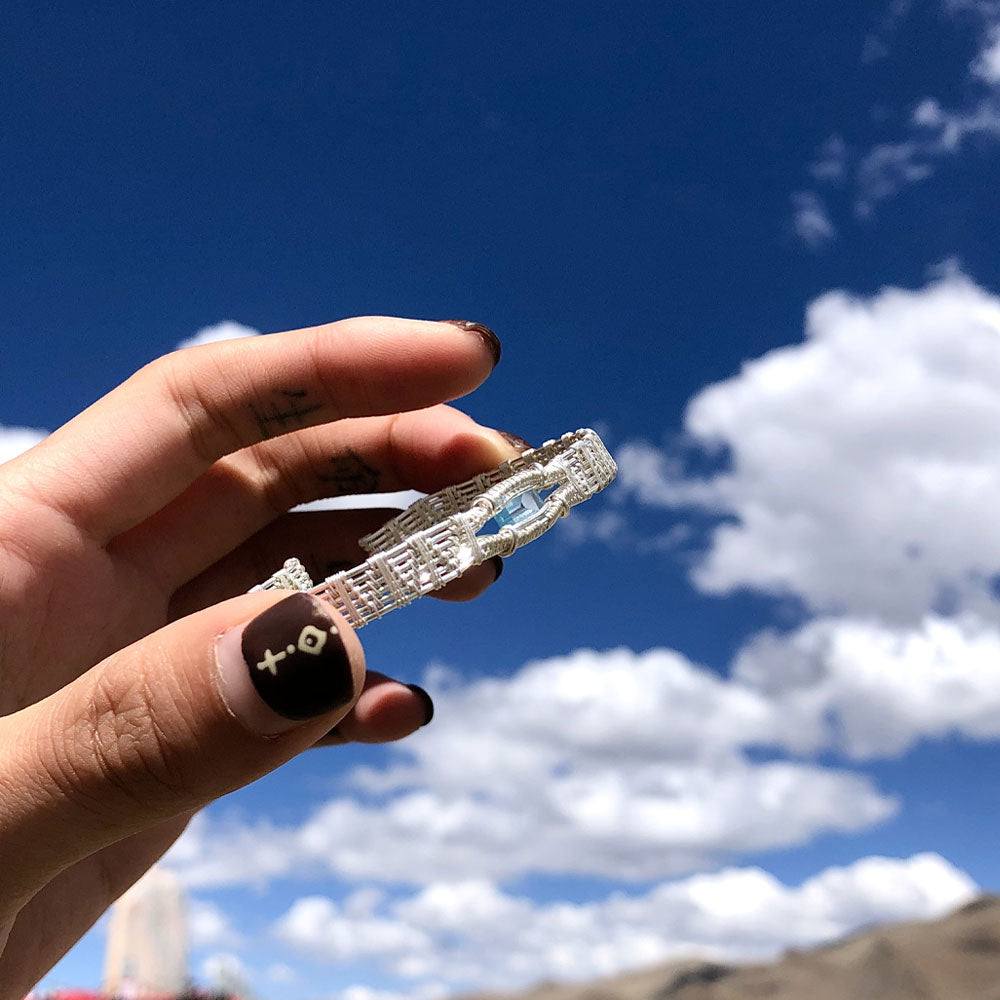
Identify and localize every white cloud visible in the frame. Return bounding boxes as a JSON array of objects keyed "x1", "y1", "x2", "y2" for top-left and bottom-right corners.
[
  {"x1": 618, "y1": 275, "x2": 1000, "y2": 622},
  {"x1": 163, "y1": 811, "x2": 297, "y2": 889},
  {"x1": 166, "y1": 646, "x2": 896, "y2": 889},
  {"x1": 791, "y1": 192, "x2": 837, "y2": 248},
  {"x1": 275, "y1": 895, "x2": 432, "y2": 961},
  {"x1": 973, "y1": 27, "x2": 1000, "y2": 81},
  {"x1": 175, "y1": 320, "x2": 261, "y2": 350},
  {"x1": 200, "y1": 951, "x2": 252, "y2": 992},
  {"x1": 0, "y1": 425, "x2": 47, "y2": 466},
  {"x1": 337, "y1": 983, "x2": 448, "y2": 1000},
  {"x1": 165, "y1": 614, "x2": 1000, "y2": 897},
  {"x1": 736, "y1": 614, "x2": 1000, "y2": 758},
  {"x1": 805, "y1": 3, "x2": 1000, "y2": 222},
  {"x1": 274, "y1": 854, "x2": 975, "y2": 994},
  {"x1": 188, "y1": 898, "x2": 243, "y2": 949}
]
